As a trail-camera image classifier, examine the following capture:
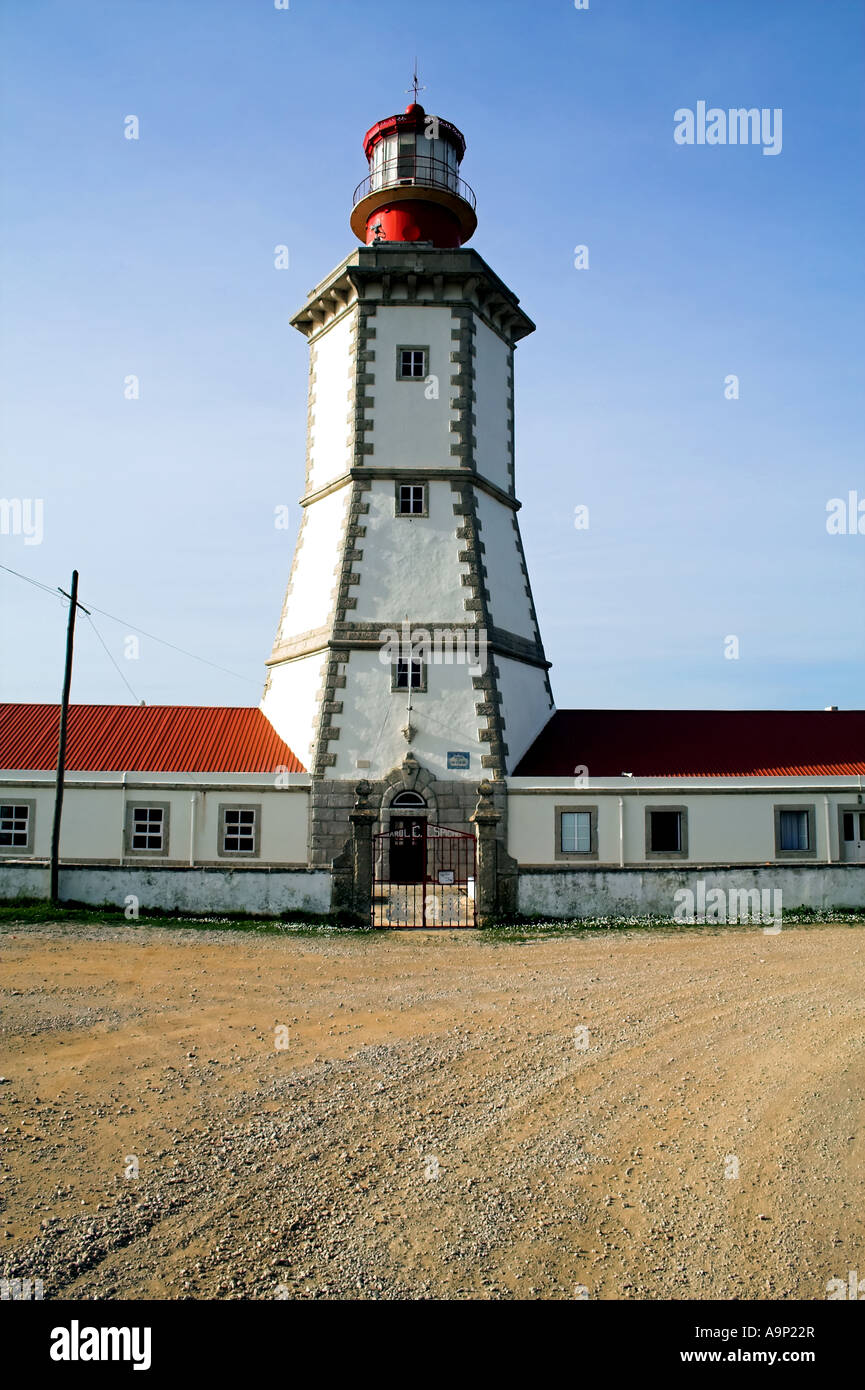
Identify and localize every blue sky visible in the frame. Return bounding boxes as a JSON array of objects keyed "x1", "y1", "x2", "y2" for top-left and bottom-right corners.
[{"x1": 1, "y1": 0, "x2": 863, "y2": 714}]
